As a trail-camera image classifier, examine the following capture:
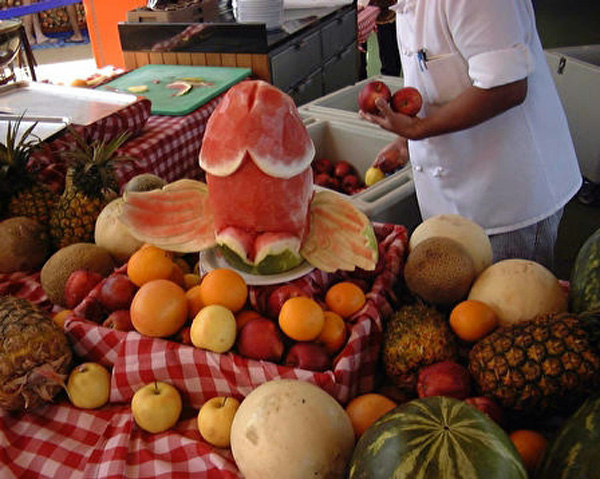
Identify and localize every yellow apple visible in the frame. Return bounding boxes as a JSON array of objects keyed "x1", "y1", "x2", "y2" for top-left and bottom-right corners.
[
  {"x1": 131, "y1": 381, "x2": 182, "y2": 433},
  {"x1": 365, "y1": 166, "x2": 386, "y2": 186},
  {"x1": 190, "y1": 304, "x2": 237, "y2": 353},
  {"x1": 66, "y1": 362, "x2": 111, "y2": 409},
  {"x1": 197, "y1": 396, "x2": 241, "y2": 448}
]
